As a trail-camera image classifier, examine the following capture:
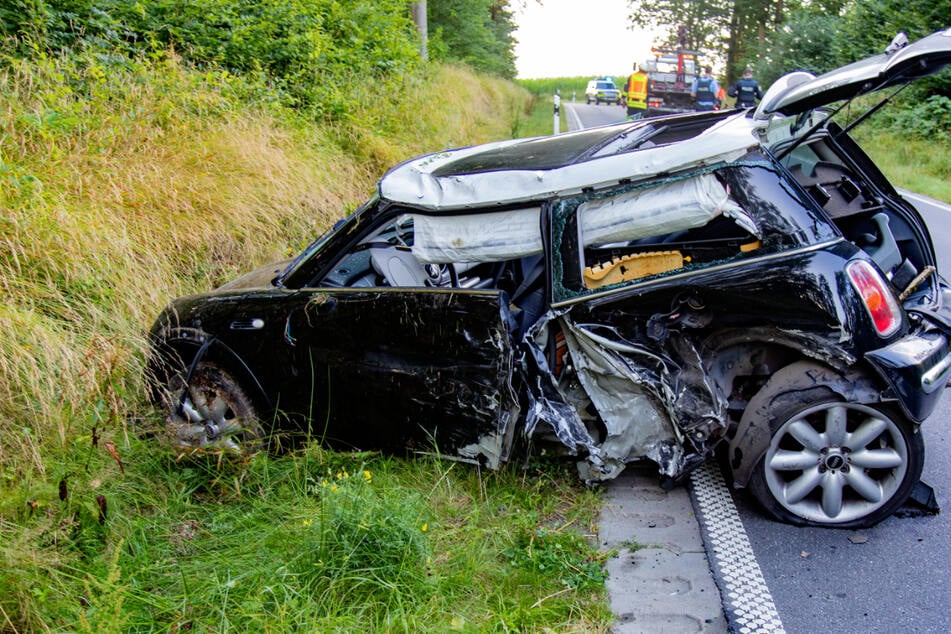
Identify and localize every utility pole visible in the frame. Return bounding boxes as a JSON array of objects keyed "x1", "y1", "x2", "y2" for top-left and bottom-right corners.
[{"x1": 411, "y1": 2, "x2": 428, "y2": 61}]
